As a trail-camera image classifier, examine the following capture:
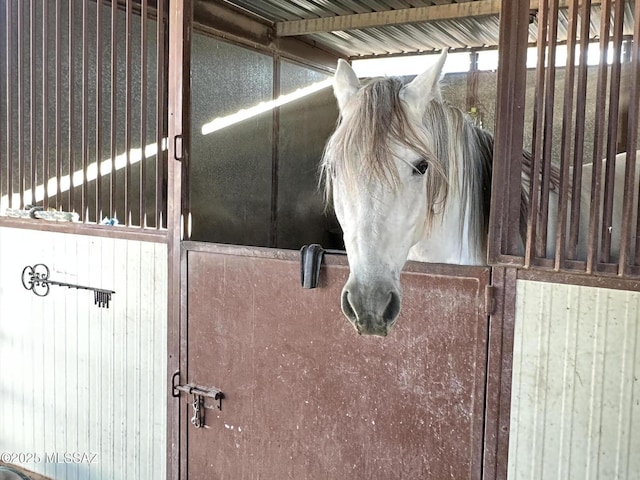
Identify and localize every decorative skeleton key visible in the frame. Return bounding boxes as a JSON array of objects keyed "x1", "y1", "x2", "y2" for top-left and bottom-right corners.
[{"x1": 22, "y1": 263, "x2": 116, "y2": 308}]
